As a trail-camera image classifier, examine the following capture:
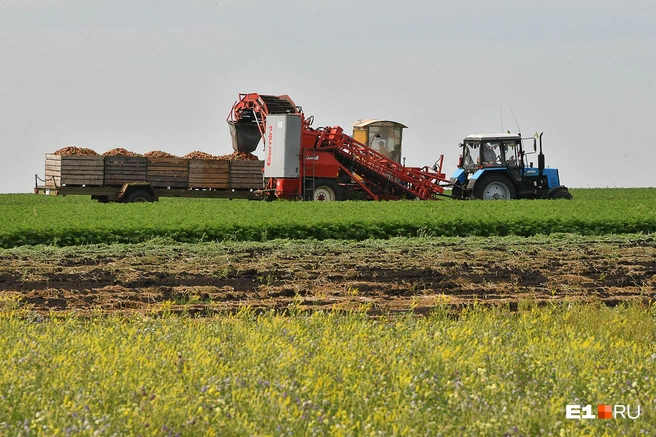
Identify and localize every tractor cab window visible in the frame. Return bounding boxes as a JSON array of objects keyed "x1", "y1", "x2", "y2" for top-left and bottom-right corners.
[
  {"x1": 502, "y1": 141, "x2": 521, "y2": 168},
  {"x1": 463, "y1": 140, "x2": 521, "y2": 169},
  {"x1": 482, "y1": 142, "x2": 501, "y2": 166},
  {"x1": 462, "y1": 142, "x2": 480, "y2": 169}
]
